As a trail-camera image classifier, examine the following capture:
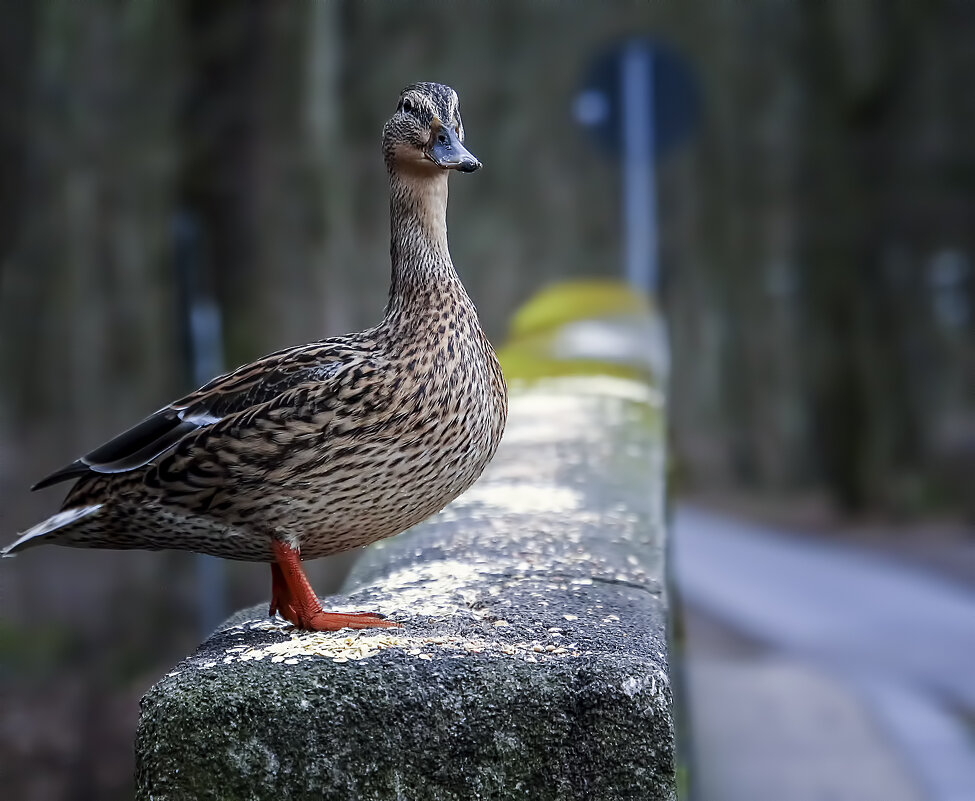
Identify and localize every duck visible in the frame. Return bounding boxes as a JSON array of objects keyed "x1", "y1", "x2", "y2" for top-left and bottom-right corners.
[{"x1": 2, "y1": 82, "x2": 508, "y2": 632}]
